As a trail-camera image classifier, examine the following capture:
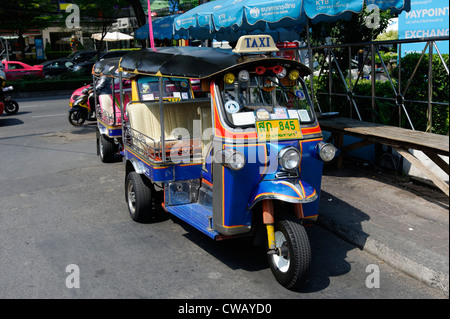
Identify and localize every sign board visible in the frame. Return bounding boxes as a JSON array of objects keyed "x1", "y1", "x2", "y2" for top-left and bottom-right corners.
[
  {"x1": 35, "y1": 38, "x2": 44, "y2": 60},
  {"x1": 255, "y1": 120, "x2": 303, "y2": 141},
  {"x1": 398, "y1": 0, "x2": 449, "y2": 54},
  {"x1": 233, "y1": 35, "x2": 279, "y2": 53}
]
